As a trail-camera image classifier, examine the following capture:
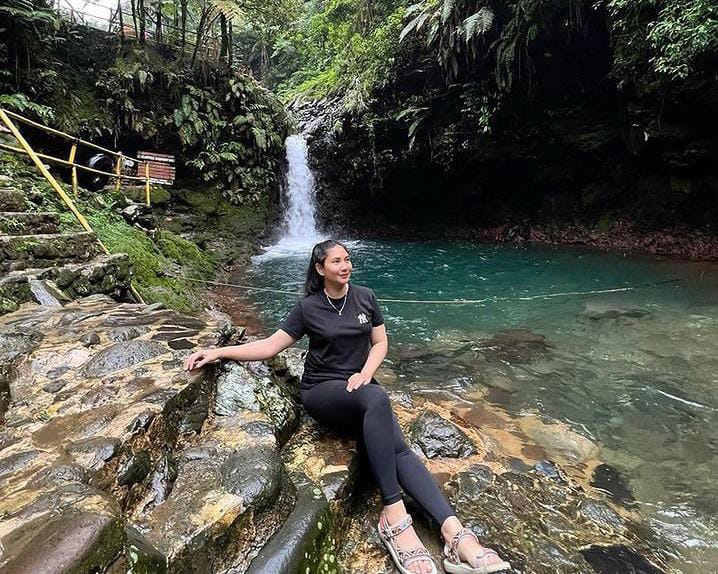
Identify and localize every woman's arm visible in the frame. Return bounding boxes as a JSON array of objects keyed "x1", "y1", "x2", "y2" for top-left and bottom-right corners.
[
  {"x1": 346, "y1": 324, "x2": 388, "y2": 391},
  {"x1": 184, "y1": 329, "x2": 296, "y2": 371}
]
